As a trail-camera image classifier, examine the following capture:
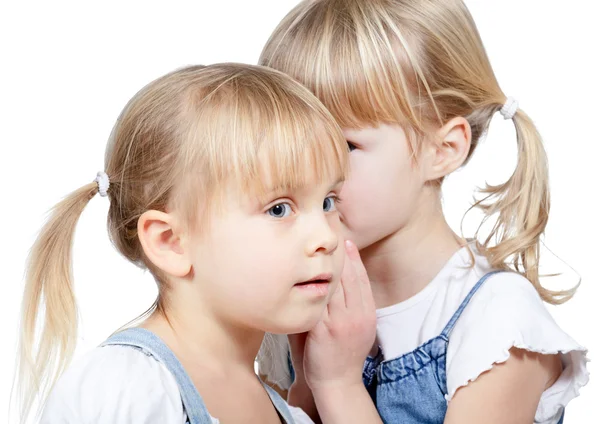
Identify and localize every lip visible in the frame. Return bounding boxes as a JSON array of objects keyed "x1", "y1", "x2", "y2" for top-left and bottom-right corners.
[
  {"x1": 294, "y1": 273, "x2": 333, "y2": 297},
  {"x1": 295, "y1": 273, "x2": 333, "y2": 286}
]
